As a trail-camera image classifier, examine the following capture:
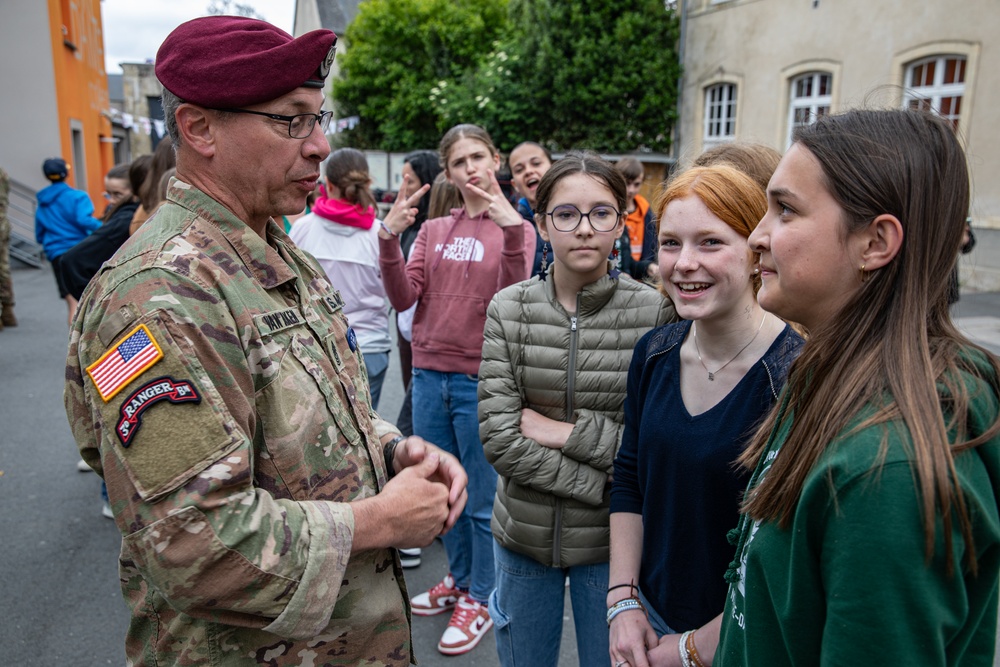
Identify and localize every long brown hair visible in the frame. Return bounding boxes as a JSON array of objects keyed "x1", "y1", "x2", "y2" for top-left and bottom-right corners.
[
  {"x1": 740, "y1": 109, "x2": 1000, "y2": 574},
  {"x1": 139, "y1": 137, "x2": 175, "y2": 212}
]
